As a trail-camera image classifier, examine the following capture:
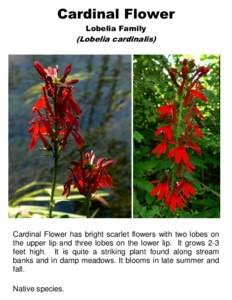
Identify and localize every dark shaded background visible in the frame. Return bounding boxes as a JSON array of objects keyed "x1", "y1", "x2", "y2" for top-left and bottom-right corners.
[{"x1": 9, "y1": 55, "x2": 131, "y2": 218}]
